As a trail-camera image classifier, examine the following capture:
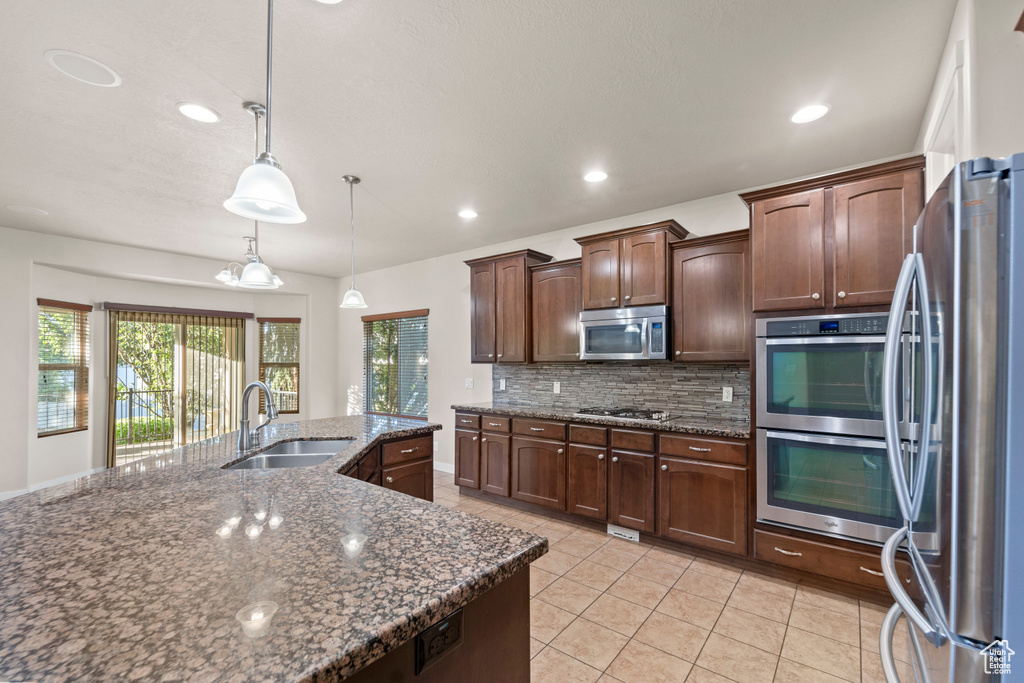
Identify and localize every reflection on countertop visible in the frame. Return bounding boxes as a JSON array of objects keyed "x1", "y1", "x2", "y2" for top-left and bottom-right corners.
[
  {"x1": 451, "y1": 402, "x2": 751, "y2": 439},
  {"x1": 0, "y1": 415, "x2": 547, "y2": 682}
]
